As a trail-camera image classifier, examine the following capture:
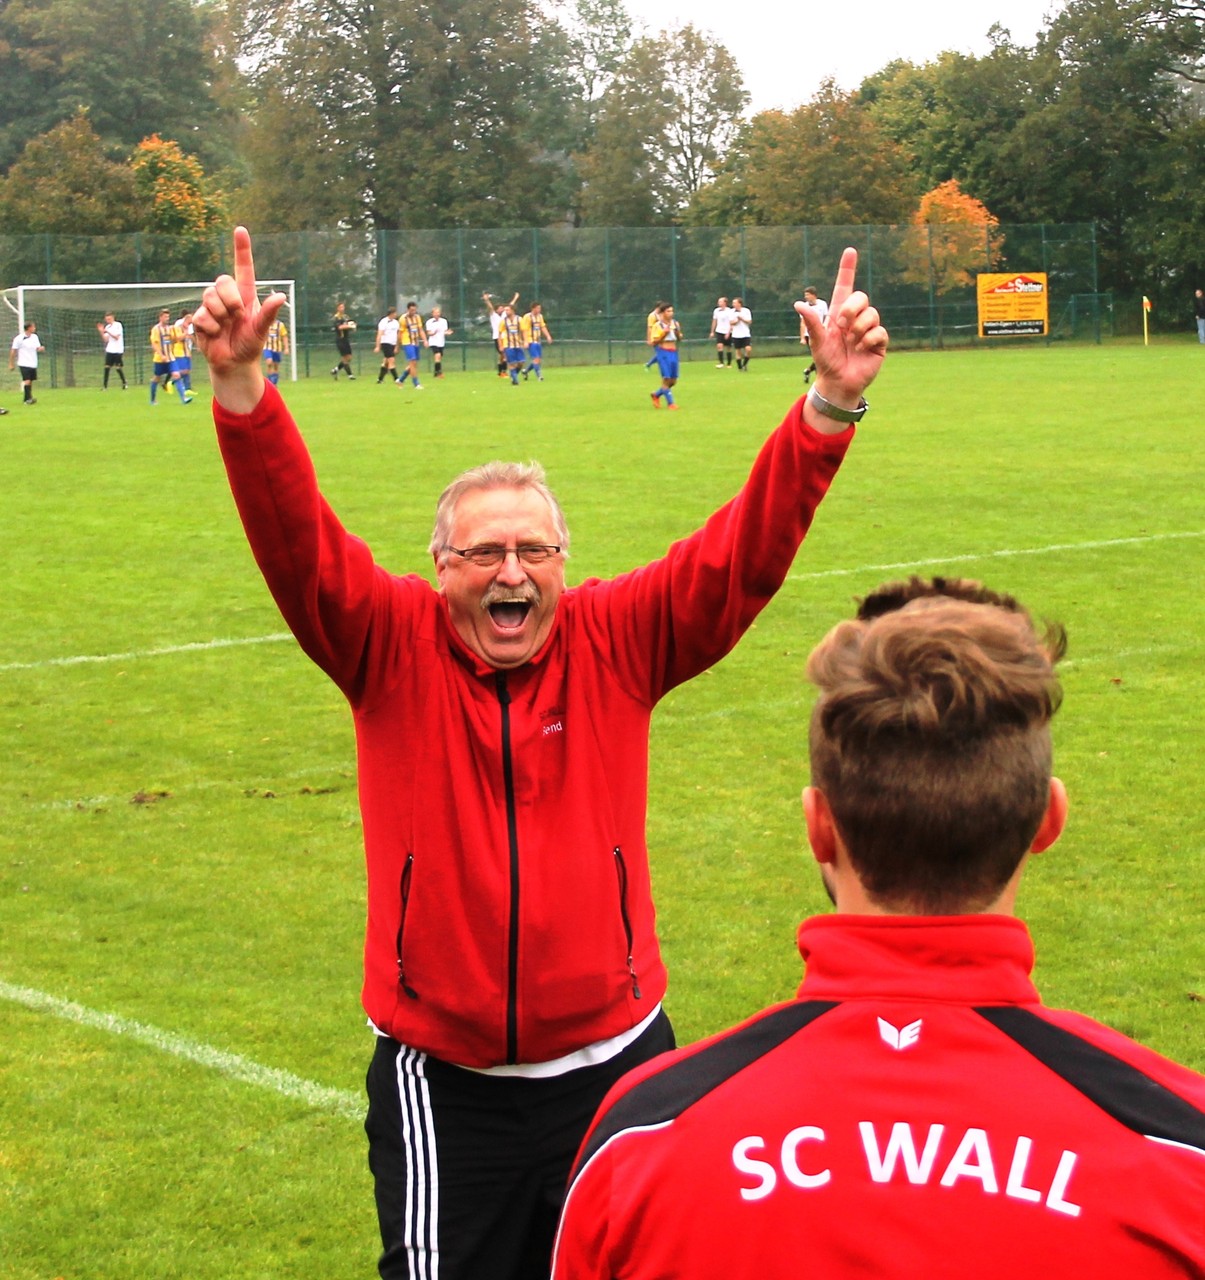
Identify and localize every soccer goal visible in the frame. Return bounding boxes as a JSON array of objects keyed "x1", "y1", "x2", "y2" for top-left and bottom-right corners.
[{"x1": 2, "y1": 280, "x2": 297, "y2": 390}]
